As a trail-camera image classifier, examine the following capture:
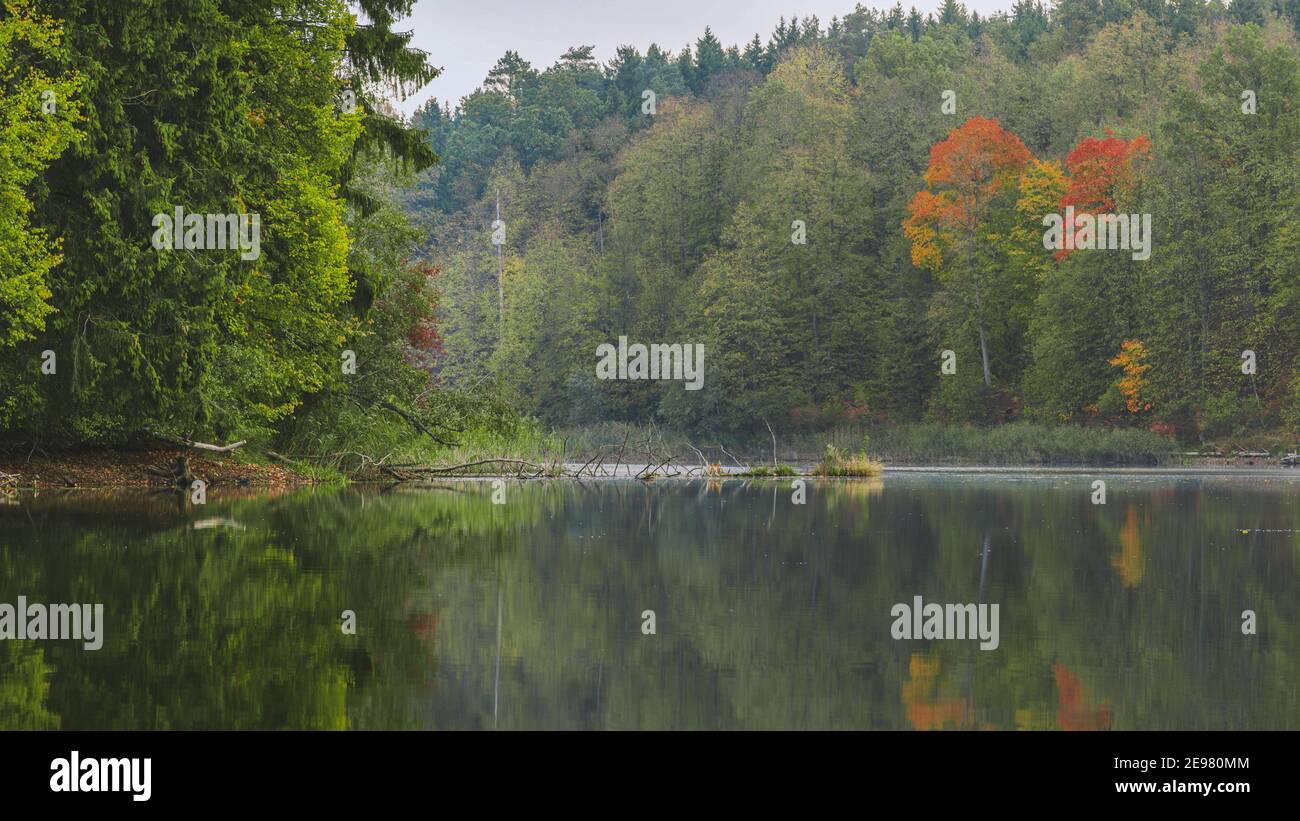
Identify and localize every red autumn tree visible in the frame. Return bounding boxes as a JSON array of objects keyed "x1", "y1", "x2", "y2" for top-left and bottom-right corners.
[
  {"x1": 1062, "y1": 132, "x2": 1151, "y2": 214},
  {"x1": 400, "y1": 261, "x2": 444, "y2": 372},
  {"x1": 905, "y1": 117, "x2": 1033, "y2": 389},
  {"x1": 1055, "y1": 132, "x2": 1153, "y2": 258}
]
